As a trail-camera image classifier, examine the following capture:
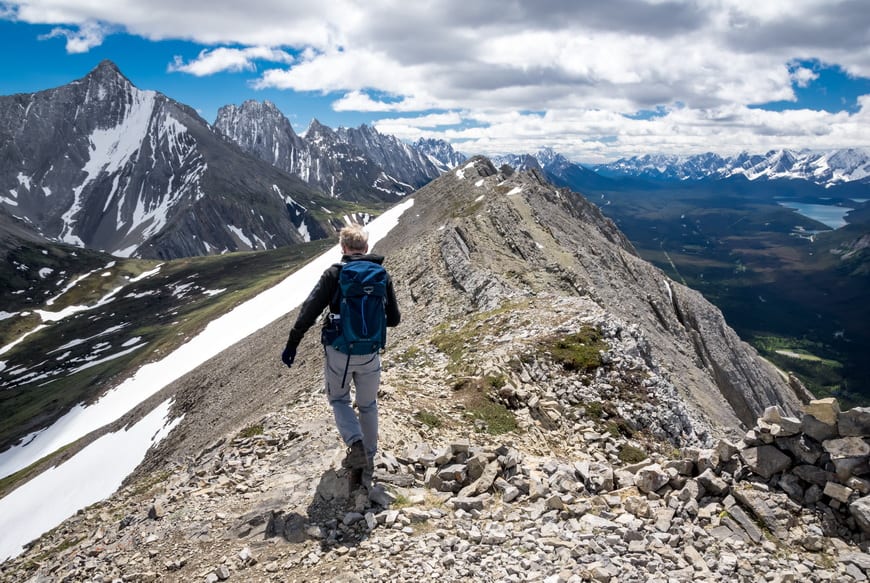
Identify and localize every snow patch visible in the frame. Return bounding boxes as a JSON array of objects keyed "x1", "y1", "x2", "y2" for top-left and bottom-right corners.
[
  {"x1": 38, "y1": 268, "x2": 54, "y2": 279},
  {"x1": 61, "y1": 88, "x2": 157, "y2": 245},
  {"x1": 228, "y1": 225, "x2": 255, "y2": 249},
  {"x1": 46, "y1": 268, "x2": 100, "y2": 306},
  {"x1": 506, "y1": 187, "x2": 524, "y2": 196},
  {"x1": 297, "y1": 221, "x2": 311, "y2": 243},
  {"x1": 16, "y1": 172, "x2": 32, "y2": 190},
  {"x1": 0, "y1": 399, "x2": 181, "y2": 562},
  {"x1": 0, "y1": 325, "x2": 48, "y2": 357},
  {"x1": 36, "y1": 285, "x2": 125, "y2": 323},
  {"x1": 68, "y1": 343, "x2": 146, "y2": 374},
  {"x1": 112, "y1": 245, "x2": 139, "y2": 258},
  {"x1": 129, "y1": 264, "x2": 163, "y2": 283},
  {"x1": 0, "y1": 311, "x2": 18, "y2": 321},
  {"x1": 201, "y1": 288, "x2": 225, "y2": 297}
]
